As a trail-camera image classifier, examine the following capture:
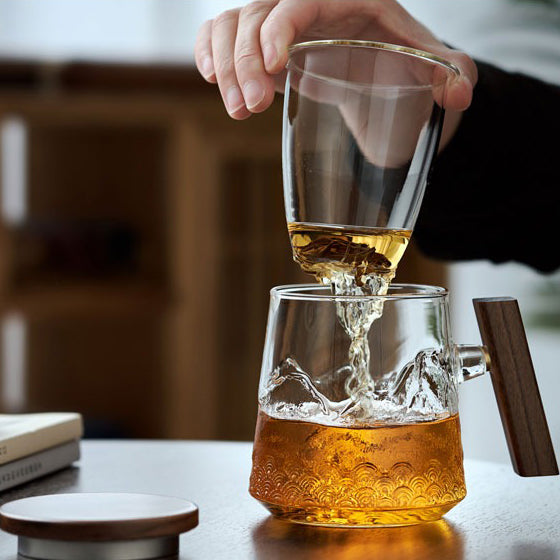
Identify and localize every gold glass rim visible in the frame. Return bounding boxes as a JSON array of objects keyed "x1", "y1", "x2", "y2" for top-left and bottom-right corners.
[
  {"x1": 287, "y1": 39, "x2": 460, "y2": 90},
  {"x1": 271, "y1": 283, "x2": 449, "y2": 302}
]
